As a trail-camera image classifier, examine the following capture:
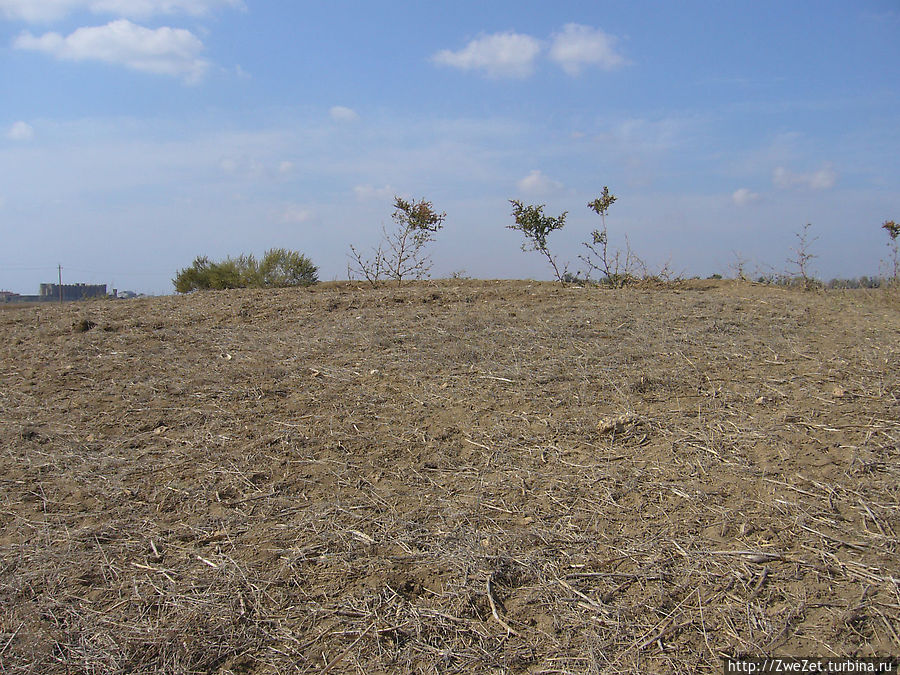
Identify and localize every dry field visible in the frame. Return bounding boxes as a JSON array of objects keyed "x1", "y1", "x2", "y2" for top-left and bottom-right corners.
[{"x1": 1, "y1": 280, "x2": 898, "y2": 674}]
